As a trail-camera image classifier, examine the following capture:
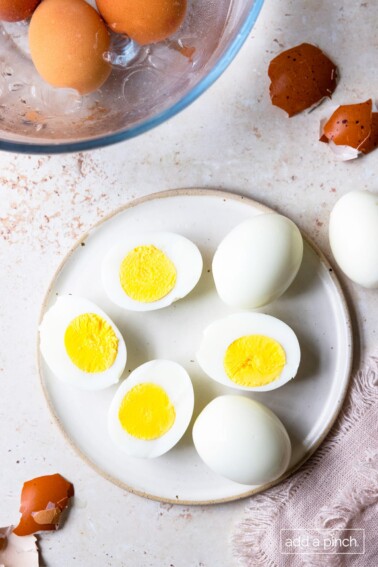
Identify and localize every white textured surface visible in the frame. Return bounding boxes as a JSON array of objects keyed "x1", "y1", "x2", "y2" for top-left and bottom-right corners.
[{"x1": 0, "y1": 0, "x2": 377, "y2": 566}]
